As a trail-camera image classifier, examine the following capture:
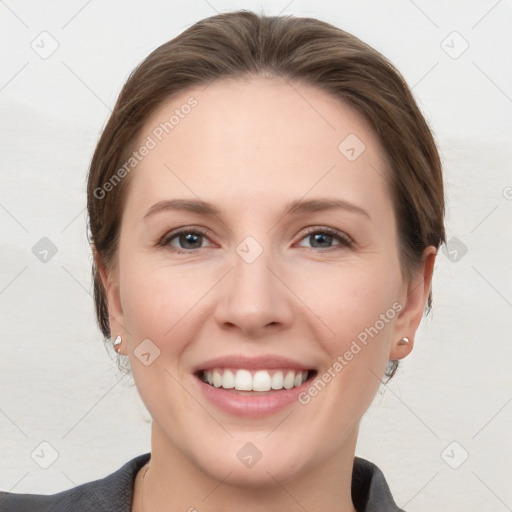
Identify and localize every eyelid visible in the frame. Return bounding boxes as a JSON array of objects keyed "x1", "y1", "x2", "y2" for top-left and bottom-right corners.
[
  {"x1": 296, "y1": 226, "x2": 354, "y2": 247},
  {"x1": 158, "y1": 225, "x2": 354, "y2": 253},
  {"x1": 158, "y1": 226, "x2": 216, "y2": 251}
]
